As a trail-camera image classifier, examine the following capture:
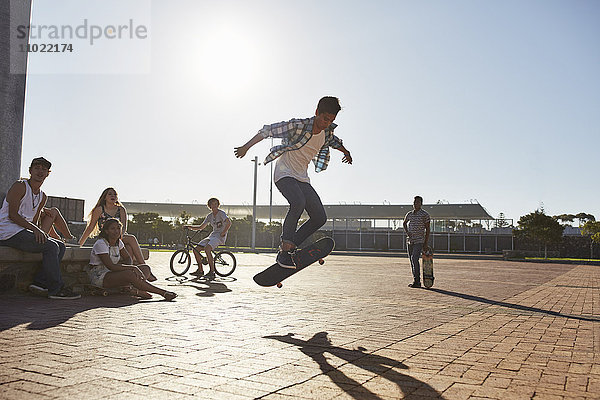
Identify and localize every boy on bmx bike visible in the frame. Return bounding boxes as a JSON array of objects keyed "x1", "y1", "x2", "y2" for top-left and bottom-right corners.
[{"x1": 185, "y1": 198, "x2": 231, "y2": 280}]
